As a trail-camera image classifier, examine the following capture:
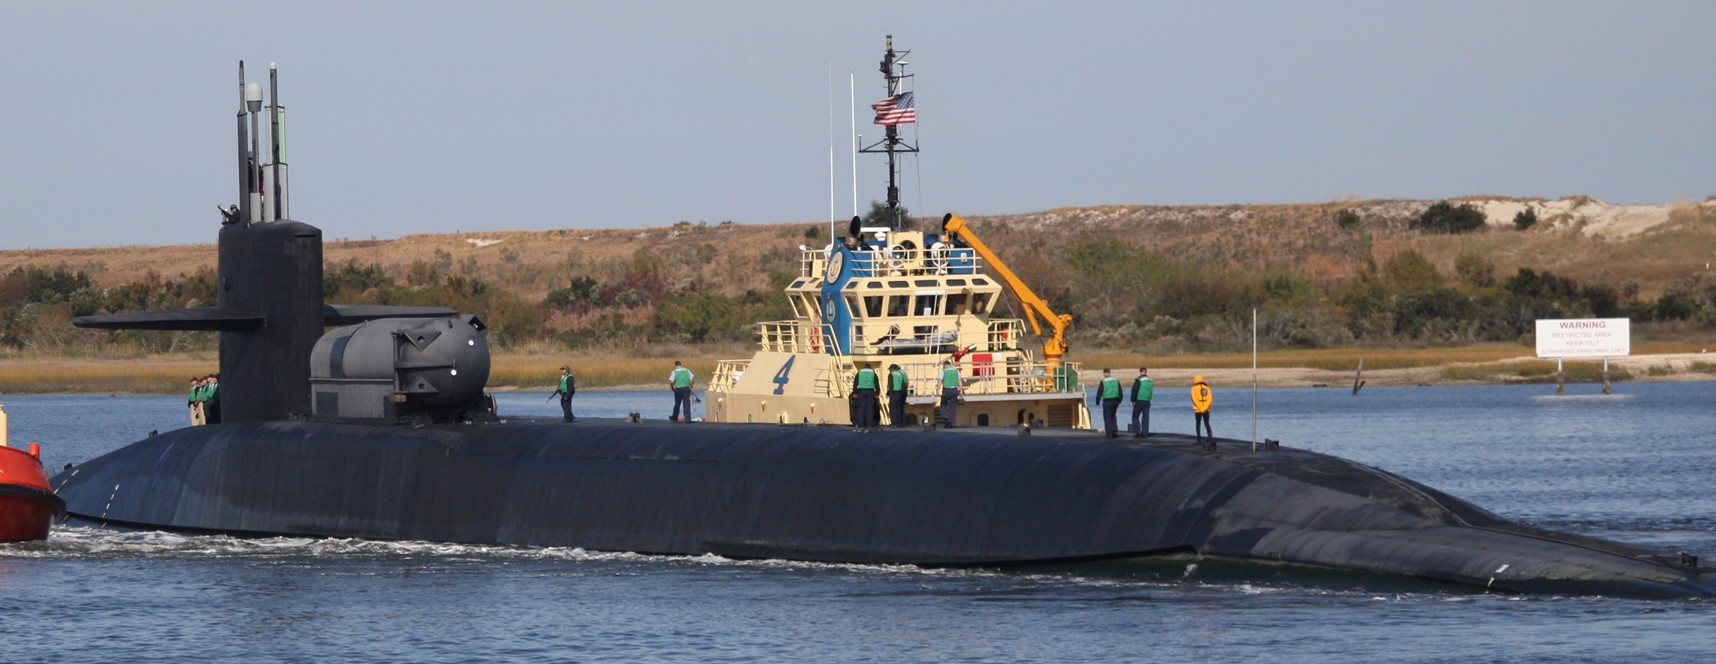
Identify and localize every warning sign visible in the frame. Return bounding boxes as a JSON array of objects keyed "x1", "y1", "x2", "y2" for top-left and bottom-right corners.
[{"x1": 1535, "y1": 318, "x2": 1630, "y2": 358}]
